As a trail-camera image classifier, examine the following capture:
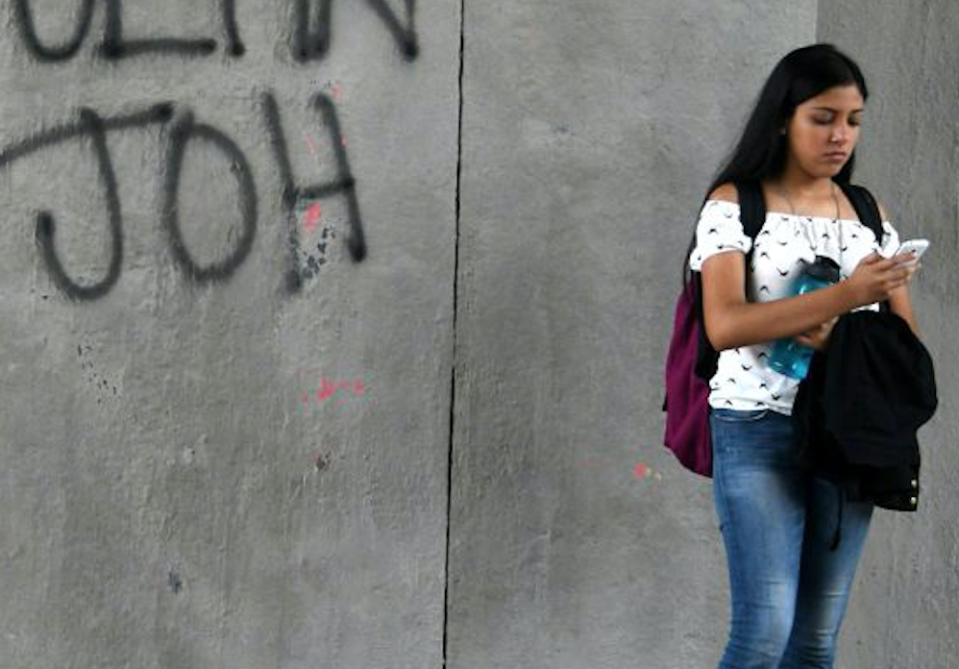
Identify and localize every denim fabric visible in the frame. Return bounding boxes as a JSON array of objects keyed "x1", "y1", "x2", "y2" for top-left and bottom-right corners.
[{"x1": 710, "y1": 407, "x2": 874, "y2": 669}]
